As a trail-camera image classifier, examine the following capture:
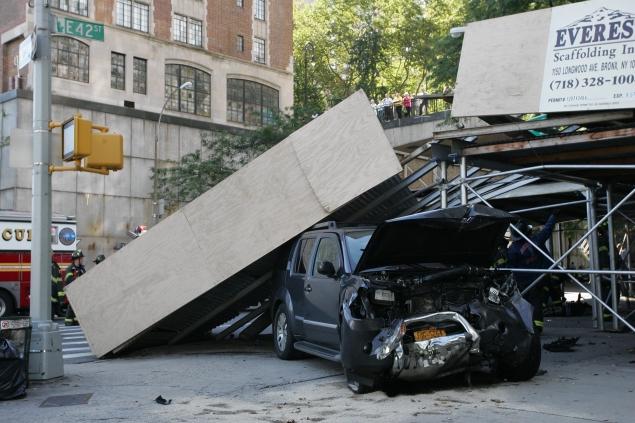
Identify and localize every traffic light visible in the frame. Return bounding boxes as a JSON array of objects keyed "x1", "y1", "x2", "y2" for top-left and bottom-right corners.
[{"x1": 51, "y1": 114, "x2": 124, "y2": 175}]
